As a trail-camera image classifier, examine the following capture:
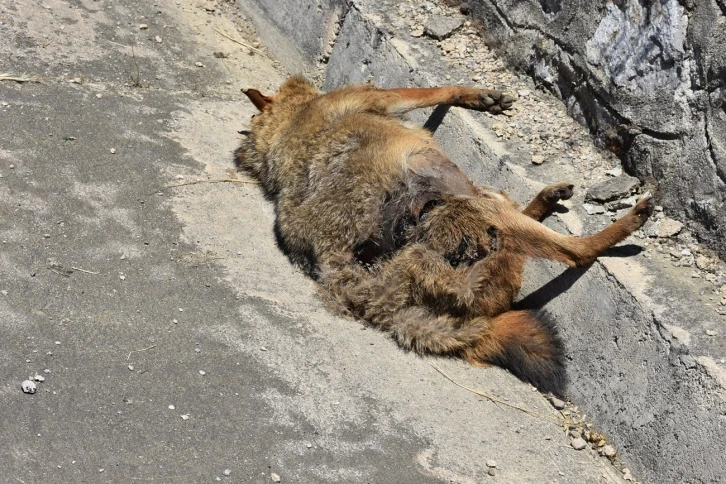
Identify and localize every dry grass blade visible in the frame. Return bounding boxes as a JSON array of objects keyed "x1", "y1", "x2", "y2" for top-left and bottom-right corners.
[
  {"x1": 71, "y1": 266, "x2": 100, "y2": 275},
  {"x1": 155, "y1": 178, "x2": 259, "y2": 194},
  {"x1": 213, "y1": 28, "x2": 268, "y2": 57},
  {"x1": 0, "y1": 73, "x2": 41, "y2": 83},
  {"x1": 127, "y1": 344, "x2": 158, "y2": 361},
  {"x1": 431, "y1": 363, "x2": 562, "y2": 424}
]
